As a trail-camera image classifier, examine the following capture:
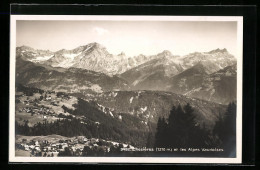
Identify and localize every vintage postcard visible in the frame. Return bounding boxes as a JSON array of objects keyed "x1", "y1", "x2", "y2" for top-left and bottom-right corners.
[{"x1": 9, "y1": 15, "x2": 243, "y2": 163}]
